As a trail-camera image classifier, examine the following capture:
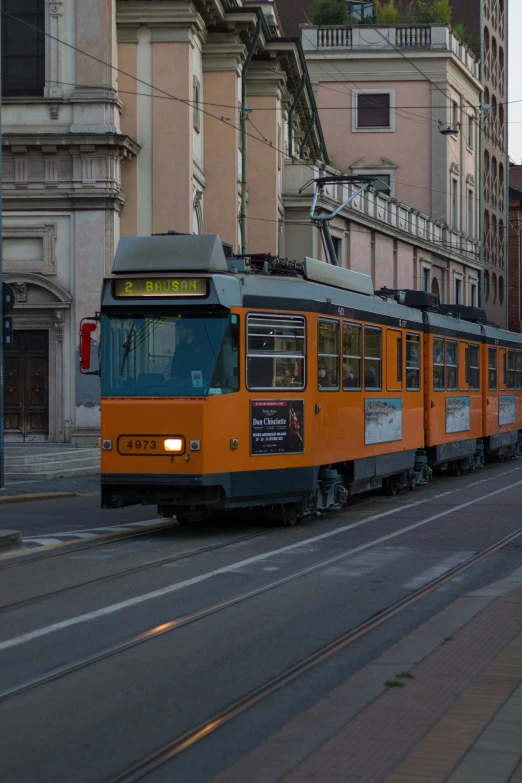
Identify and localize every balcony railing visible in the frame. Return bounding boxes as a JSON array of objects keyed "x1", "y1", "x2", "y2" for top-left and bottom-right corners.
[{"x1": 303, "y1": 24, "x2": 479, "y2": 79}]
